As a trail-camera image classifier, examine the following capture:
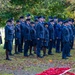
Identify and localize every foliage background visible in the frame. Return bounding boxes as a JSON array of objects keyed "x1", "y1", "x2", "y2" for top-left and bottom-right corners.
[{"x1": 0, "y1": 0, "x2": 75, "y2": 26}]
